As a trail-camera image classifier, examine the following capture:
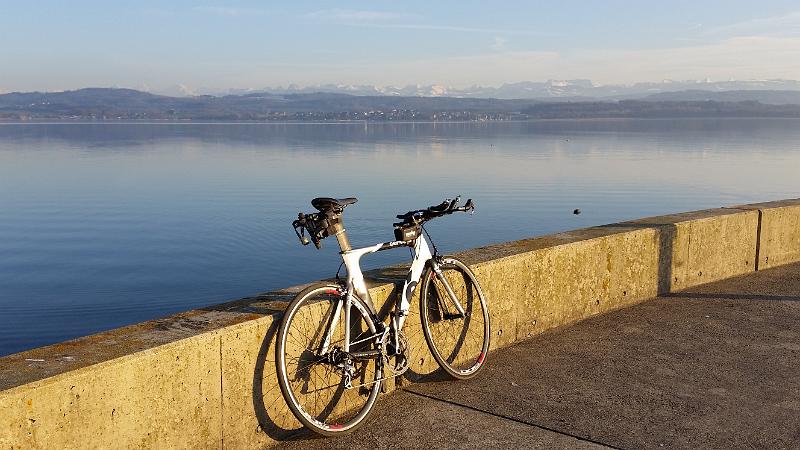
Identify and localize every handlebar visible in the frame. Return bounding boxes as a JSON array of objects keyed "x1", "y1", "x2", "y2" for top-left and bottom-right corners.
[
  {"x1": 394, "y1": 196, "x2": 475, "y2": 227},
  {"x1": 292, "y1": 196, "x2": 475, "y2": 249}
]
